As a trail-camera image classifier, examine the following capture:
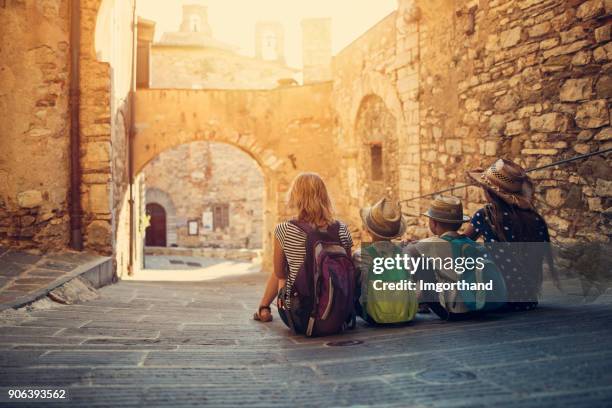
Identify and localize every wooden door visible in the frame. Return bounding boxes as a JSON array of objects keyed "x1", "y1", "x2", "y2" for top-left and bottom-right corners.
[{"x1": 145, "y1": 203, "x2": 167, "y2": 247}]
